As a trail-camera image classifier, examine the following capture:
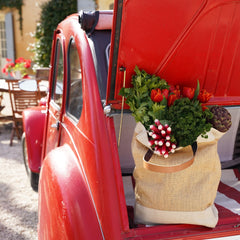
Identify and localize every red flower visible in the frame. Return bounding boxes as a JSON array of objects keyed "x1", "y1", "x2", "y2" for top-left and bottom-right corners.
[
  {"x1": 22, "y1": 74, "x2": 28, "y2": 78},
  {"x1": 151, "y1": 88, "x2": 169, "y2": 102},
  {"x1": 9, "y1": 63, "x2": 15, "y2": 68},
  {"x1": 168, "y1": 94, "x2": 177, "y2": 106},
  {"x1": 24, "y1": 60, "x2": 31, "y2": 68},
  {"x1": 15, "y1": 57, "x2": 25, "y2": 63},
  {"x1": 168, "y1": 85, "x2": 181, "y2": 106},
  {"x1": 2, "y1": 62, "x2": 15, "y2": 75},
  {"x1": 168, "y1": 91, "x2": 180, "y2": 106},
  {"x1": 182, "y1": 87, "x2": 195, "y2": 100},
  {"x1": 201, "y1": 104, "x2": 209, "y2": 111},
  {"x1": 2, "y1": 57, "x2": 31, "y2": 77},
  {"x1": 198, "y1": 89, "x2": 212, "y2": 103}
]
